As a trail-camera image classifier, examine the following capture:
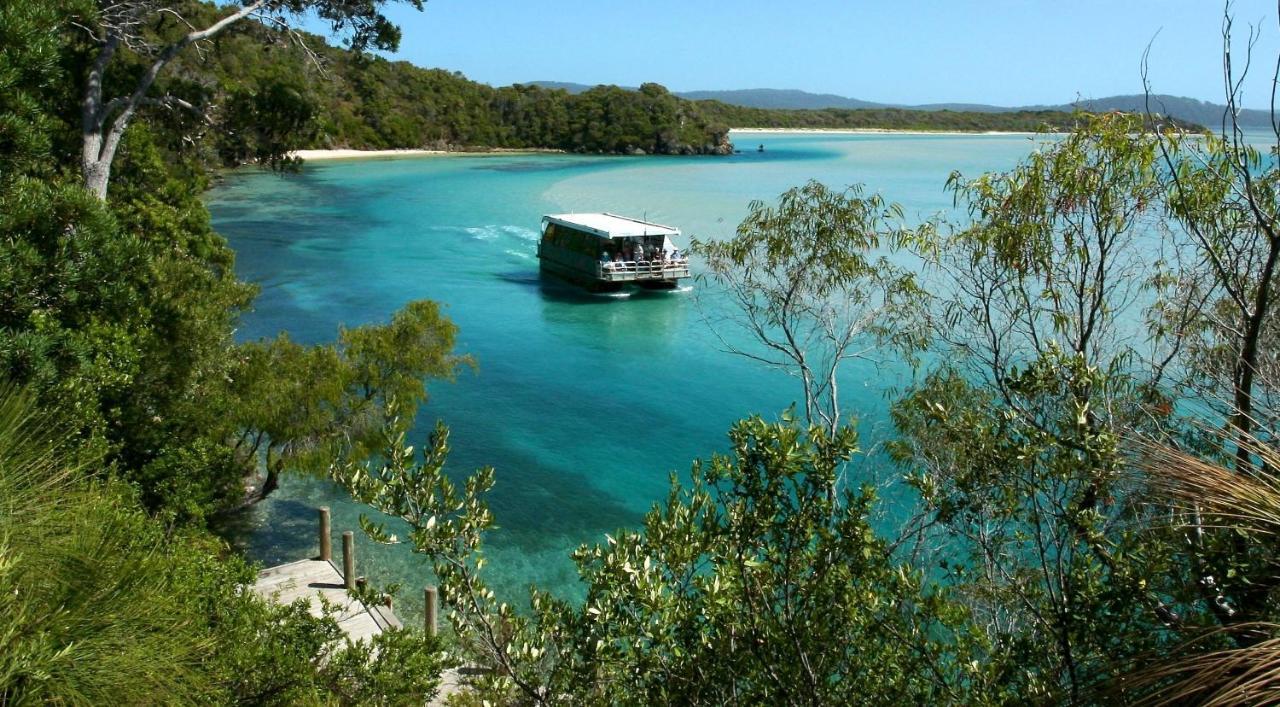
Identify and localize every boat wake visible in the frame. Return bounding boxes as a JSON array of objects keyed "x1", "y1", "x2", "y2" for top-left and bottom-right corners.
[{"x1": 462, "y1": 224, "x2": 540, "y2": 245}]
